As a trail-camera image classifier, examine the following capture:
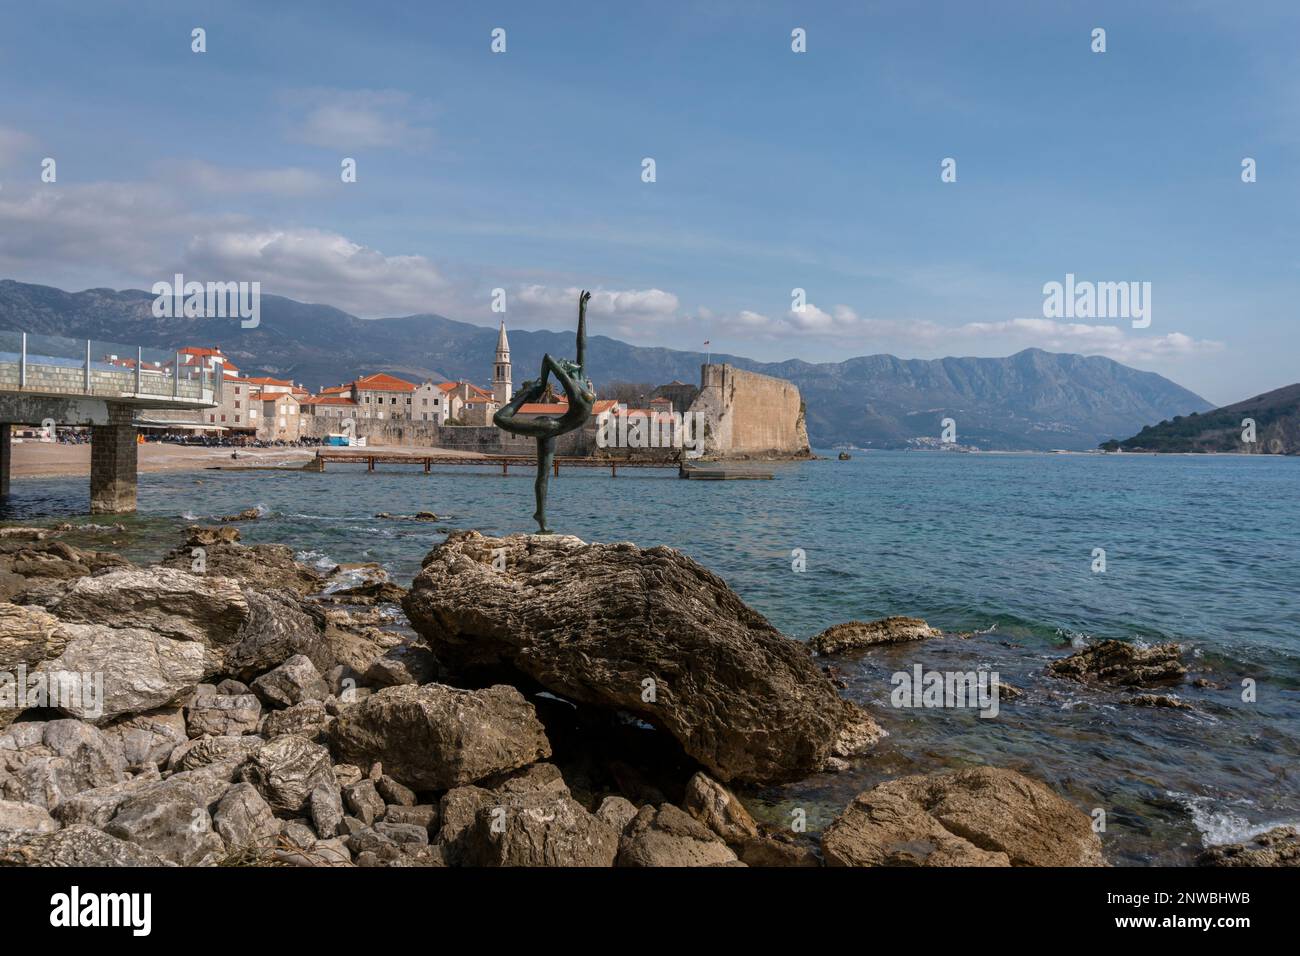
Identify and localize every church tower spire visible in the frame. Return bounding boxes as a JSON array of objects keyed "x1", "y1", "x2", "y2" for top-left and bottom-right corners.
[{"x1": 492, "y1": 320, "x2": 512, "y2": 403}]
